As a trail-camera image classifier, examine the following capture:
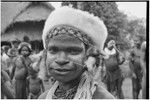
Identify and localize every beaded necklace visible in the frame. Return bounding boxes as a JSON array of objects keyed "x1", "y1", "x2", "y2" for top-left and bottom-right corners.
[{"x1": 52, "y1": 83, "x2": 79, "y2": 99}]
